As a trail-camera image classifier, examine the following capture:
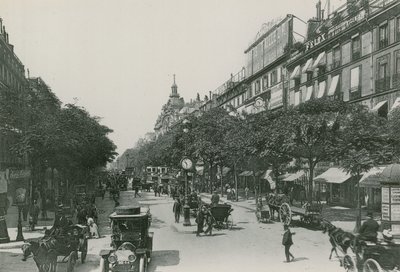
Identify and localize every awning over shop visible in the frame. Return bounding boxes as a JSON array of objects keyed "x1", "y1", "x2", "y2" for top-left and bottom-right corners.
[
  {"x1": 317, "y1": 81, "x2": 326, "y2": 98},
  {"x1": 282, "y1": 170, "x2": 306, "y2": 182},
  {"x1": 290, "y1": 65, "x2": 300, "y2": 79},
  {"x1": 239, "y1": 171, "x2": 252, "y2": 177},
  {"x1": 371, "y1": 100, "x2": 388, "y2": 112},
  {"x1": 312, "y1": 52, "x2": 326, "y2": 69},
  {"x1": 359, "y1": 167, "x2": 386, "y2": 188},
  {"x1": 314, "y1": 167, "x2": 351, "y2": 184},
  {"x1": 327, "y1": 75, "x2": 340, "y2": 96},
  {"x1": 390, "y1": 97, "x2": 400, "y2": 112},
  {"x1": 302, "y1": 59, "x2": 313, "y2": 73},
  {"x1": 261, "y1": 170, "x2": 276, "y2": 189},
  {"x1": 305, "y1": 86, "x2": 313, "y2": 102}
]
